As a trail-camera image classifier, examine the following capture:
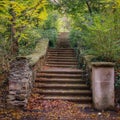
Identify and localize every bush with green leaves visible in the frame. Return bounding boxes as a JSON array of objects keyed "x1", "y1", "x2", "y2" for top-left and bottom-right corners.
[
  {"x1": 18, "y1": 12, "x2": 59, "y2": 55},
  {"x1": 41, "y1": 28, "x2": 58, "y2": 47},
  {"x1": 83, "y1": 12, "x2": 120, "y2": 62},
  {"x1": 69, "y1": 29, "x2": 82, "y2": 48},
  {"x1": 43, "y1": 13, "x2": 58, "y2": 30},
  {"x1": 39, "y1": 12, "x2": 58, "y2": 47},
  {"x1": 115, "y1": 64, "x2": 120, "y2": 88},
  {"x1": 115, "y1": 72, "x2": 120, "y2": 88},
  {"x1": 19, "y1": 28, "x2": 42, "y2": 55}
]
